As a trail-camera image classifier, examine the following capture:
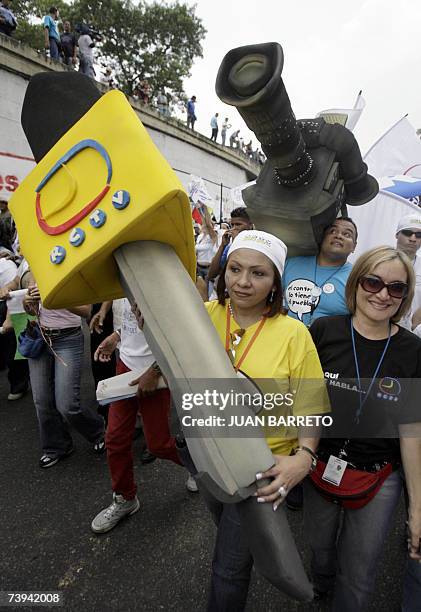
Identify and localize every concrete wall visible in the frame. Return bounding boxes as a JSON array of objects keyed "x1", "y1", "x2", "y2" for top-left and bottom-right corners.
[{"x1": 0, "y1": 34, "x2": 259, "y2": 213}]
